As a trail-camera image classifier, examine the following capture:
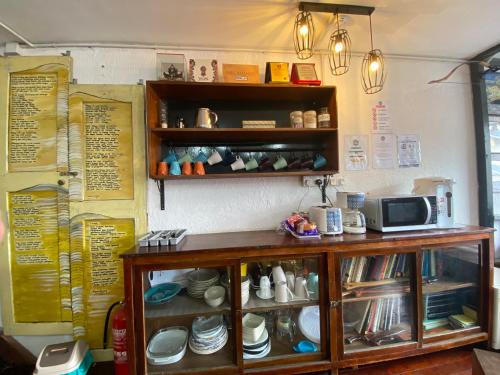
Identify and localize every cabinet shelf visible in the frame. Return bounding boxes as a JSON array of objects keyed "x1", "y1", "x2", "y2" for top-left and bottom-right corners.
[
  {"x1": 422, "y1": 280, "x2": 477, "y2": 295},
  {"x1": 342, "y1": 291, "x2": 412, "y2": 303},
  {"x1": 243, "y1": 290, "x2": 319, "y2": 312},
  {"x1": 151, "y1": 169, "x2": 335, "y2": 180},
  {"x1": 144, "y1": 292, "x2": 231, "y2": 319}
]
